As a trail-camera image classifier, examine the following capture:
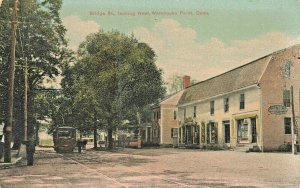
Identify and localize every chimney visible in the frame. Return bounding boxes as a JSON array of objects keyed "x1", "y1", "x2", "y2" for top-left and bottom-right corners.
[{"x1": 183, "y1": 75, "x2": 190, "y2": 89}]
